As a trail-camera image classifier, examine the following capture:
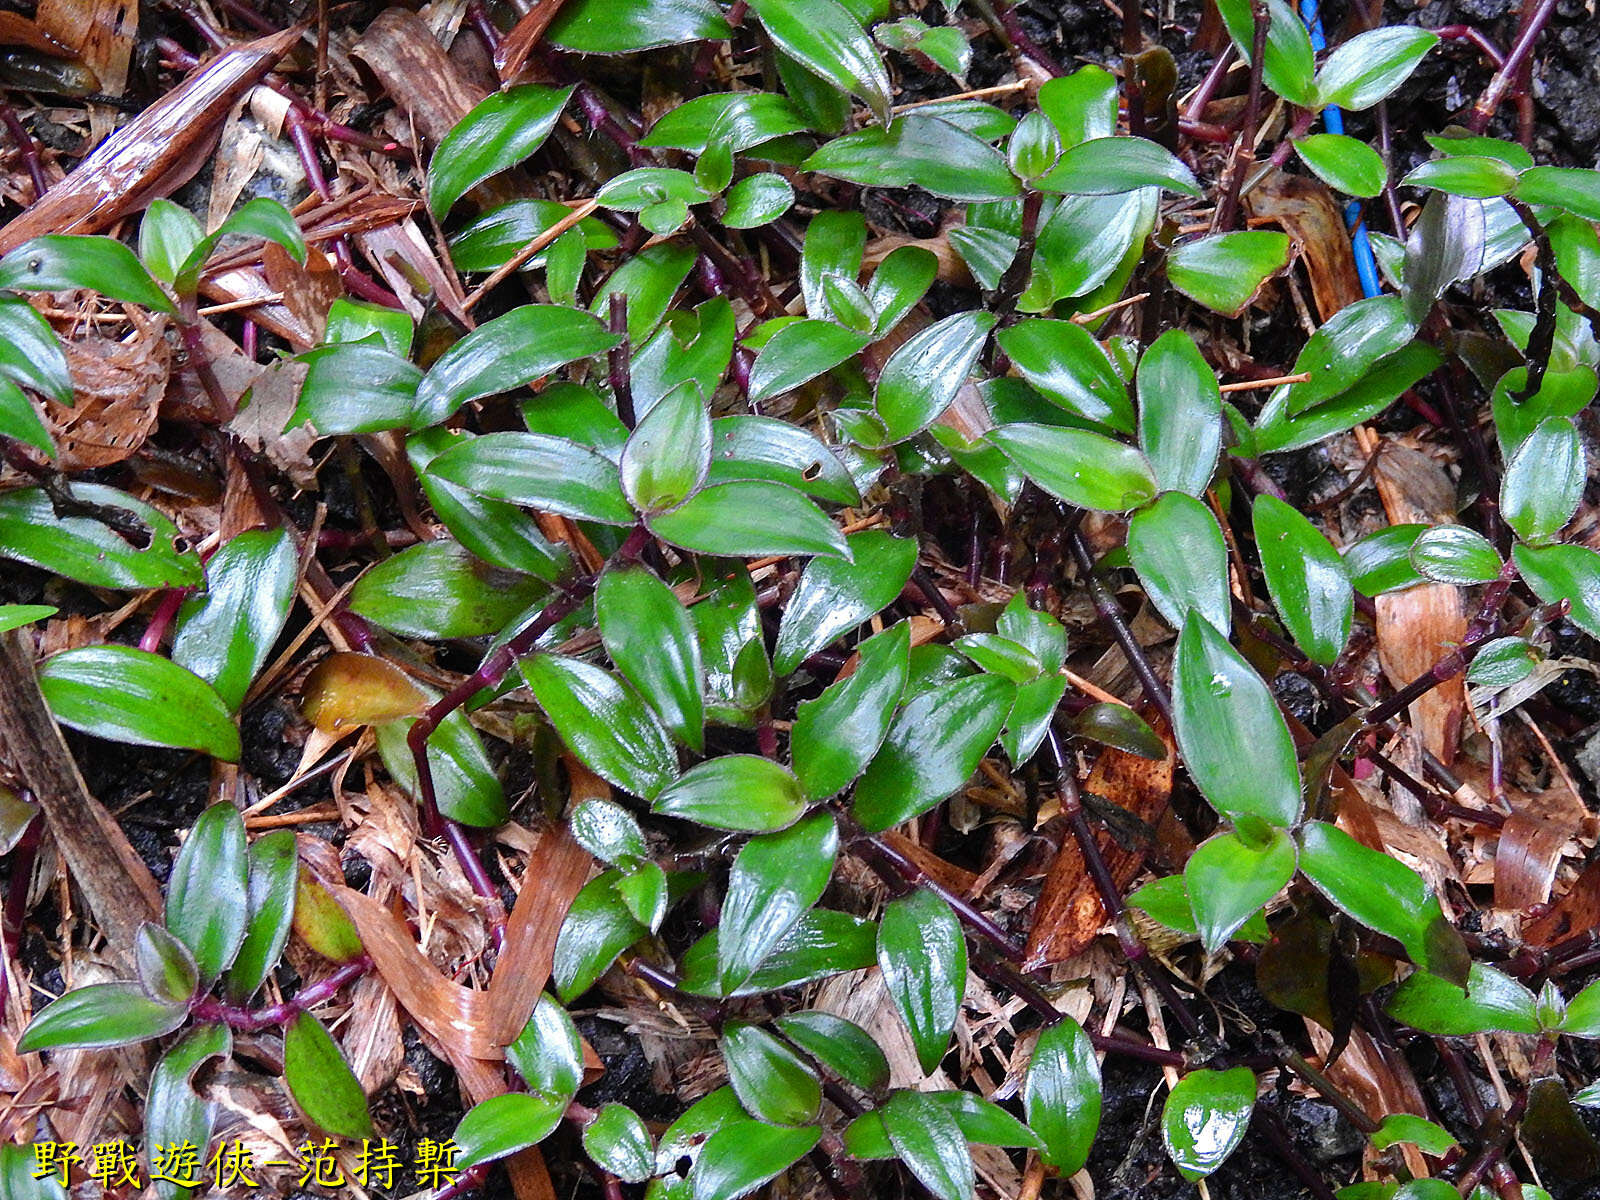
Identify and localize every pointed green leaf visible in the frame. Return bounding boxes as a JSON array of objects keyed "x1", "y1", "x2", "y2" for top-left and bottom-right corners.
[
  {"x1": 1186, "y1": 828, "x2": 1296, "y2": 953},
  {"x1": 691, "y1": 1120, "x2": 820, "y2": 1200},
  {"x1": 774, "y1": 531, "x2": 917, "y2": 675},
  {"x1": 428, "y1": 84, "x2": 574, "y2": 215},
  {"x1": 1386, "y1": 963, "x2": 1539, "y2": 1035},
  {"x1": 878, "y1": 889, "x2": 966, "y2": 1075},
  {"x1": 874, "y1": 310, "x2": 996, "y2": 442},
  {"x1": 1253, "y1": 494, "x2": 1353, "y2": 666},
  {"x1": 17, "y1": 981, "x2": 187, "y2": 1052},
  {"x1": 165, "y1": 801, "x2": 250, "y2": 982},
  {"x1": 1162, "y1": 1067, "x2": 1257, "y2": 1181},
  {"x1": 524, "y1": 653, "x2": 678, "y2": 799},
  {"x1": 988, "y1": 424, "x2": 1157, "y2": 512},
  {"x1": 1035, "y1": 137, "x2": 1200, "y2": 197},
  {"x1": 224, "y1": 829, "x2": 297, "y2": 1002},
  {"x1": 792, "y1": 622, "x2": 911, "y2": 800},
  {"x1": 648, "y1": 481, "x2": 849, "y2": 559},
  {"x1": 881, "y1": 1090, "x2": 974, "y2": 1200},
  {"x1": 453, "y1": 1092, "x2": 565, "y2": 1169},
  {"x1": 598, "y1": 565, "x2": 705, "y2": 751},
  {"x1": 853, "y1": 674, "x2": 1013, "y2": 832},
  {"x1": 0, "y1": 235, "x2": 172, "y2": 311},
  {"x1": 719, "y1": 813, "x2": 837, "y2": 993},
  {"x1": 653, "y1": 755, "x2": 805, "y2": 831},
  {"x1": 749, "y1": 0, "x2": 890, "y2": 123},
  {"x1": 1128, "y1": 491, "x2": 1231, "y2": 634},
  {"x1": 171, "y1": 528, "x2": 297, "y2": 712},
  {"x1": 39, "y1": 645, "x2": 240, "y2": 761},
  {"x1": 722, "y1": 1022, "x2": 822, "y2": 1126},
  {"x1": 1024, "y1": 1017, "x2": 1102, "y2": 1173},
  {"x1": 1171, "y1": 613, "x2": 1302, "y2": 829}
]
